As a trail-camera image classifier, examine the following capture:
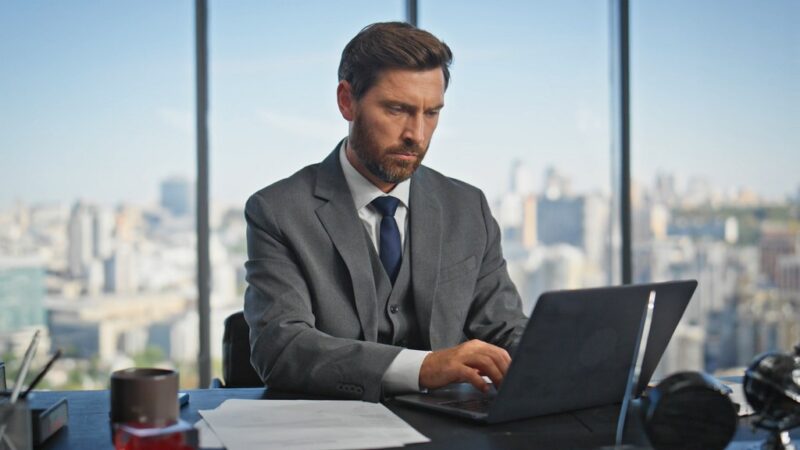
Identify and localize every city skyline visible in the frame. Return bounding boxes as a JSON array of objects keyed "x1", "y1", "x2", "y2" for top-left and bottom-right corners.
[
  {"x1": 1, "y1": 163, "x2": 793, "y2": 215},
  {"x1": 3, "y1": 154, "x2": 797, "y2": 389}
]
